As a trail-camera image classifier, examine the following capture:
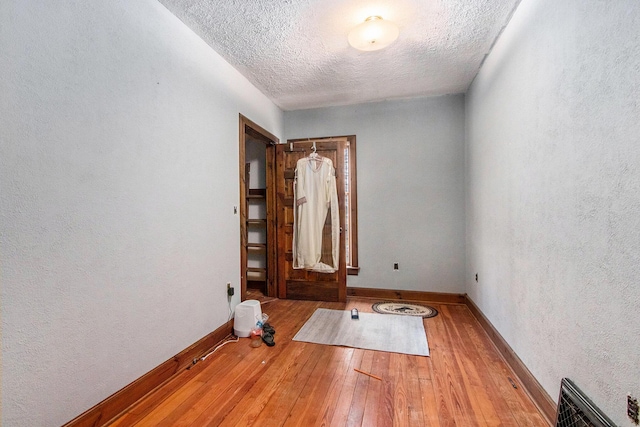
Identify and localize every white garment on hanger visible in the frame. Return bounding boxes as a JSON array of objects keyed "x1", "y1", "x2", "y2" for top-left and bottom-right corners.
[{"x1": 292, "y1": 156, "x2": 339, "y2": 272}]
